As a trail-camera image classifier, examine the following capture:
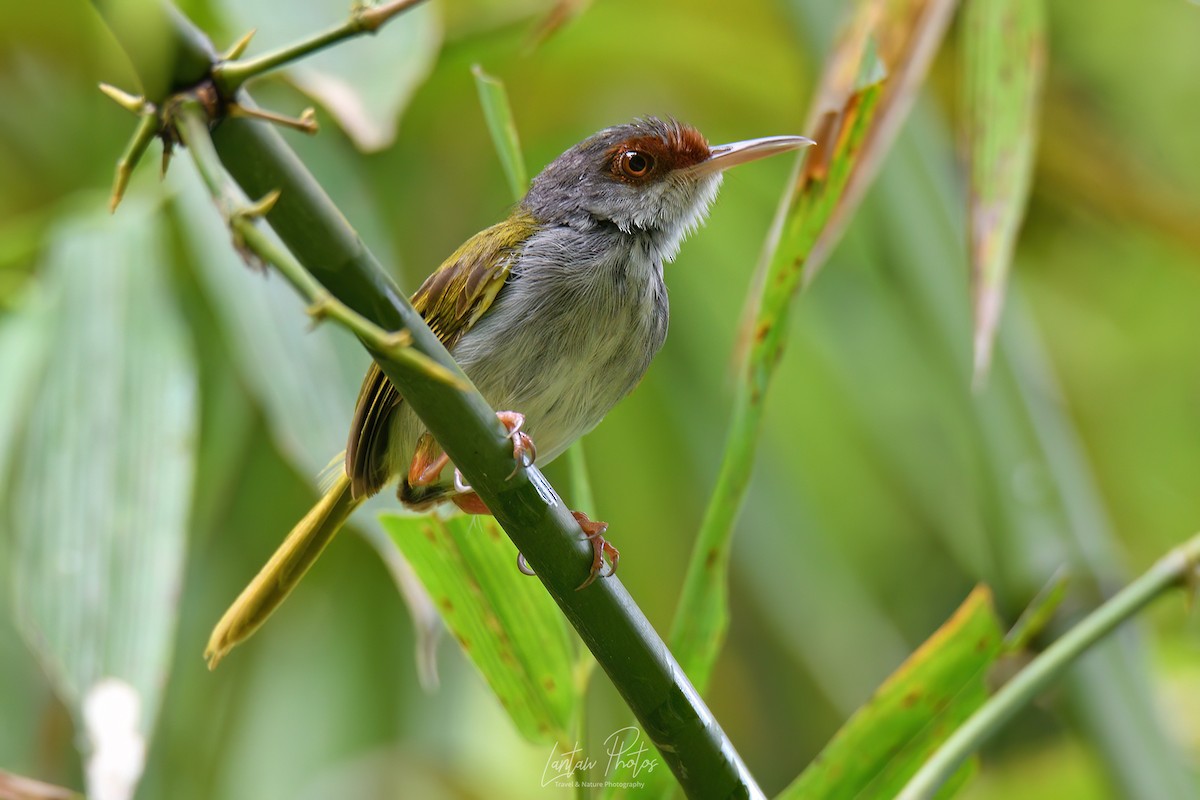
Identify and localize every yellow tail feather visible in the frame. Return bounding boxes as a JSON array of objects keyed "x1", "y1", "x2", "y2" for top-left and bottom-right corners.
[{"x1": 205, "y1": 471, "x2": 364, "y2": 669}]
